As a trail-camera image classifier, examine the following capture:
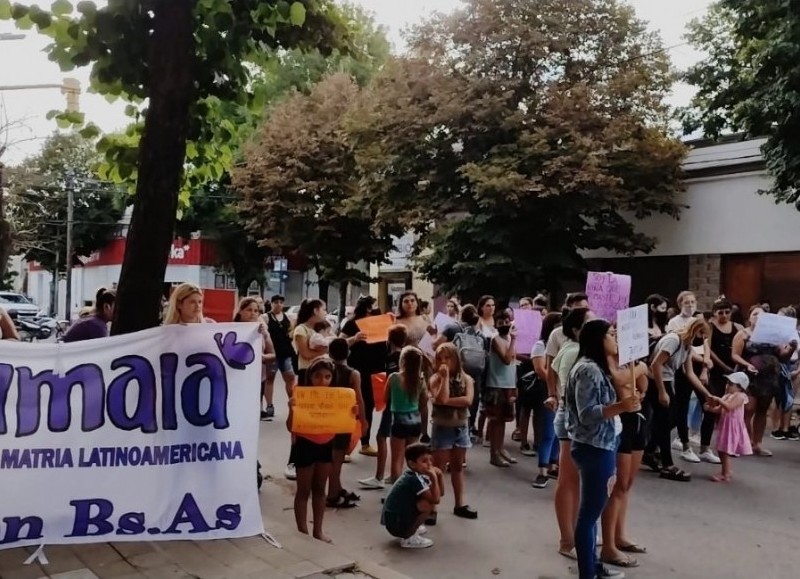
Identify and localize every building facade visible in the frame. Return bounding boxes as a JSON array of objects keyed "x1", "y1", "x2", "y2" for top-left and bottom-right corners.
[{"x1": 583, "y1": 137, "x2": 800, "y2": 310}]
